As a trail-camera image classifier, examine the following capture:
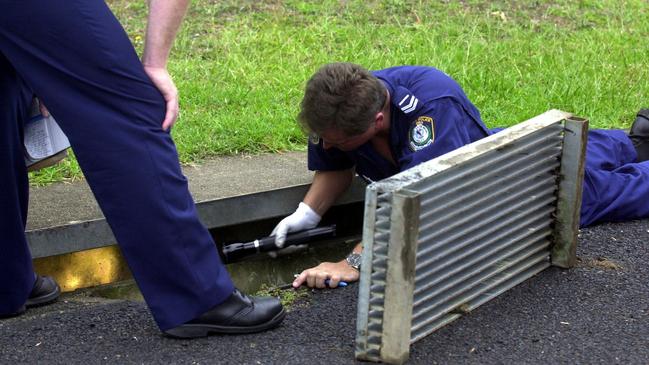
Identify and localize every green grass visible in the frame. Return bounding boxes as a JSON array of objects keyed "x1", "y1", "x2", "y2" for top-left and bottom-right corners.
[{"x1": 29, "y1": 0, "x2": 649, "y2": 185}]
